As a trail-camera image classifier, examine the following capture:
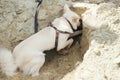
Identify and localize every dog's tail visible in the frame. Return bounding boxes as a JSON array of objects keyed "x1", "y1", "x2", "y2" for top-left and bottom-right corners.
[{"x1": 0, "y1": 48, "x2": 17, "y2": 76}]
